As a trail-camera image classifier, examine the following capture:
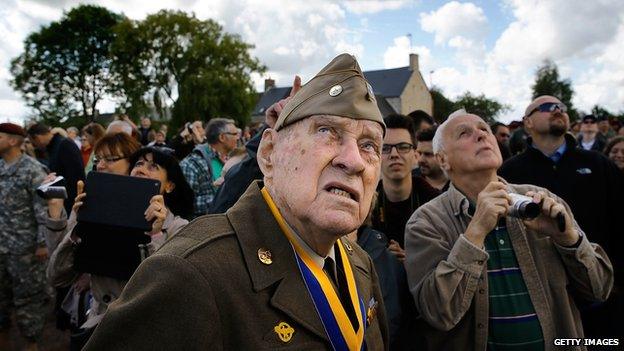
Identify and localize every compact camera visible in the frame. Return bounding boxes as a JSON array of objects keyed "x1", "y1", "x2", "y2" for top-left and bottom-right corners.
[{"x1": 508, "y1": 193, "x2": 540, "y2": 219}]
